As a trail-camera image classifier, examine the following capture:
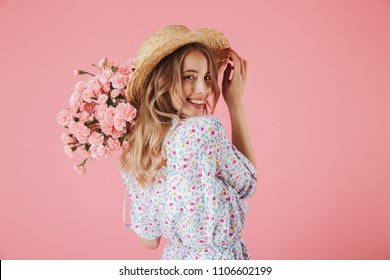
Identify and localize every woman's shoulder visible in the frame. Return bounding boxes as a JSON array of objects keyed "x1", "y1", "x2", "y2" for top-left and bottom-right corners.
[
  {"x1": 180, "y1": 114, "x2": 224, "y2": 129},
  {"x1": 172, "y1": 114, "x2": 226, "y2": 143}
]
